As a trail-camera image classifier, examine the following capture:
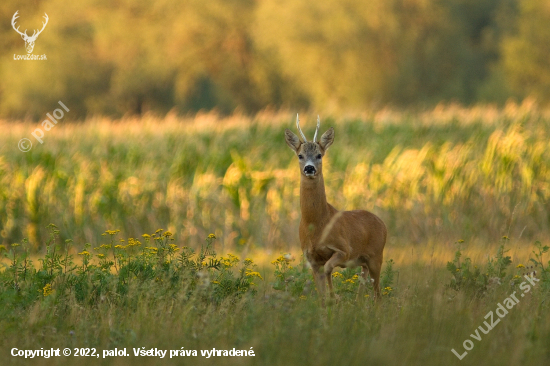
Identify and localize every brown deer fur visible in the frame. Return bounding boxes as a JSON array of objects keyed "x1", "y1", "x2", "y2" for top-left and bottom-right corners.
[{"x1": 284, "y1": 116, "x2": 387, "y2": 300}]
